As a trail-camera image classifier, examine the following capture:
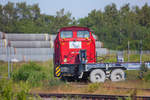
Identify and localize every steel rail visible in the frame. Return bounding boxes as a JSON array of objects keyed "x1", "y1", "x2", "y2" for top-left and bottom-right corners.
[
  {"x1": 103, "y1": 86, "x2": 150, "y2": 91},
  {"x1": 31, "y1": 93, "x2": 150, "y2": 100}
]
